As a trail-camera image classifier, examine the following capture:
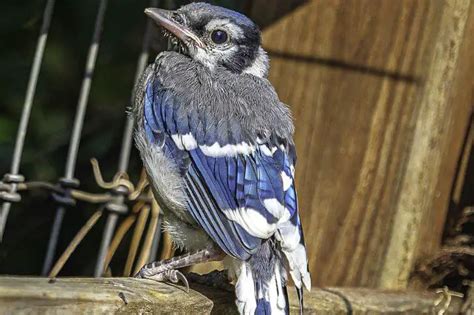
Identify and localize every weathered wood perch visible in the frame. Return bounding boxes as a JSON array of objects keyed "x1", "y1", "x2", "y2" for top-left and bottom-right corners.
[{"x1": 0, "y1": 277, "x2": 463, "y2": 314}]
